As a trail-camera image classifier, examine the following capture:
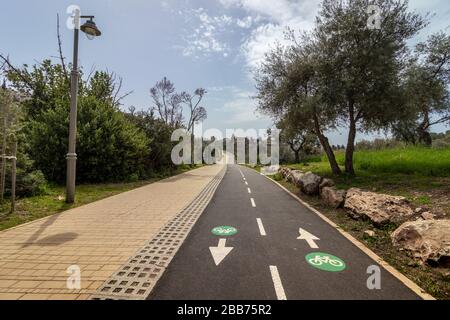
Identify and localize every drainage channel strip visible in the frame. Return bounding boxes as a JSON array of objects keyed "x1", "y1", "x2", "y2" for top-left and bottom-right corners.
[{"x1": 89, "y1": 166, "x2": 227, "y2": 300}]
